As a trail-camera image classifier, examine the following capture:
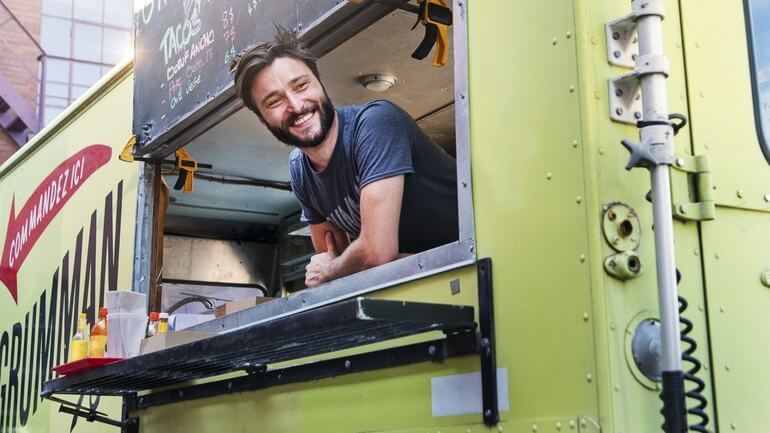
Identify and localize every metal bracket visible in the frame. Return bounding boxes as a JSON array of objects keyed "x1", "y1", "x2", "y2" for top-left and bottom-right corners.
[
  {"x1": 45, "y1": 395, "x2": 132, "y2": 431},
  {"x1": 671, "y1": 154, "x2": 716, "y2": 221},
  {"x1": 605, "y1": 14, "x2": 638, "y2": 68},
  {"x1": 609, "y1": 74, "x2": 643, "y2": 125},
  {"x1": 477, "y1": 258, "x2": 499, "y2": 426},
  {"x1": 609, "y1": 55, "x2": 670, "y2": 124},
  {"x1": 605, "y1": 0, "x2": 665, "y2": 67}
]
